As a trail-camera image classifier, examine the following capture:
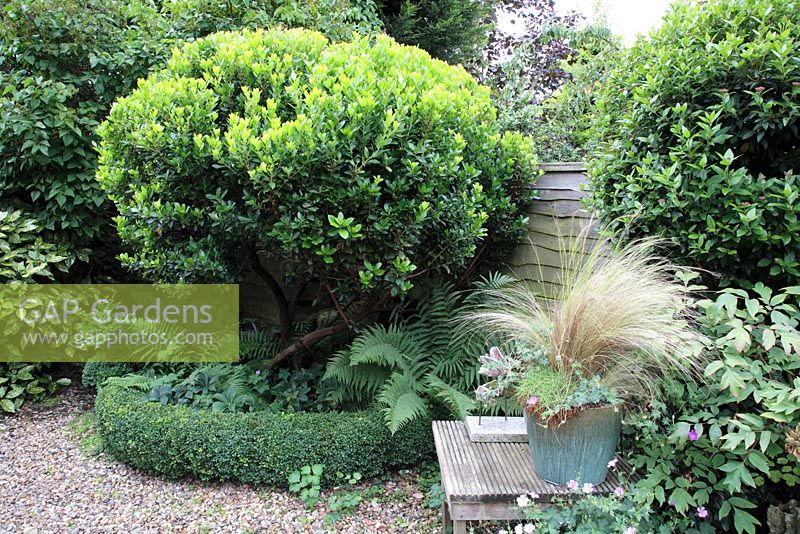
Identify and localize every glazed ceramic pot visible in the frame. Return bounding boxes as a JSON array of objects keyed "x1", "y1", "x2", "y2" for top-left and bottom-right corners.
[{"x1": 524, "y1": 404, "x2": 621, "y2": 485}]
